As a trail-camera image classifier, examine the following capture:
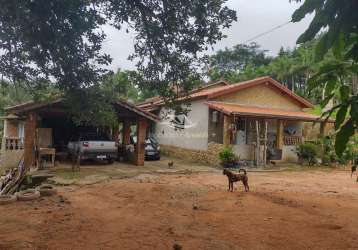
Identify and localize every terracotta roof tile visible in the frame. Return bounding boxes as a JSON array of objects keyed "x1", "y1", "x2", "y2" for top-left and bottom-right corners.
[
  {"x1": 137, "y1": 77, "x2": 314, "y2": 110},
  {"x1": 206, "y1": 101, "x2": 330, "y2": 122},
  {"x1": 5, "y1": 99, "x2": 159, "y2": 122}
]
